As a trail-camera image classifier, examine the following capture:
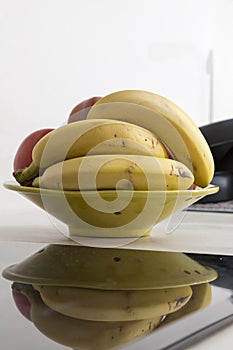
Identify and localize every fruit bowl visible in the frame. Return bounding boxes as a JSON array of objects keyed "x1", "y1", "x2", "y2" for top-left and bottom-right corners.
[{"x1": 4, "y1": 182, "x2": 219, "y2": 238}]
